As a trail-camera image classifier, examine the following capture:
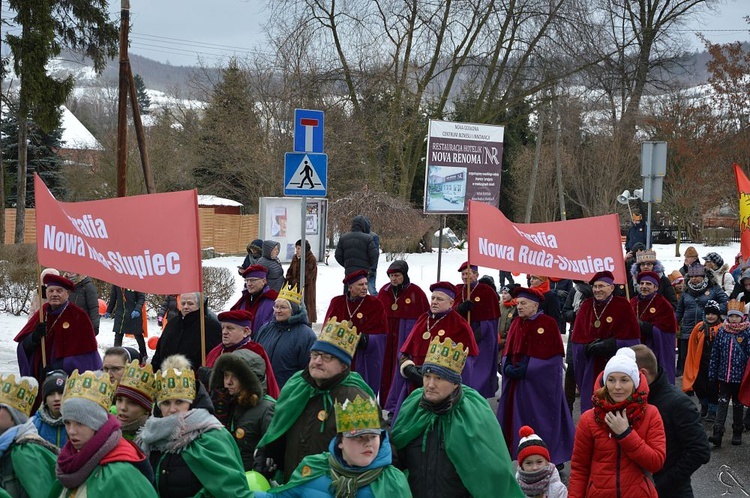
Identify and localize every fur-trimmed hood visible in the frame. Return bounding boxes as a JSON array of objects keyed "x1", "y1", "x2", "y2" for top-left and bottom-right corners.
[
  {"x1": 630, "y1": 260, "x2": 665, "y2": 278},
  {"x1": 209, "y1": 349, "x2": 265, "y2": 404}
]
